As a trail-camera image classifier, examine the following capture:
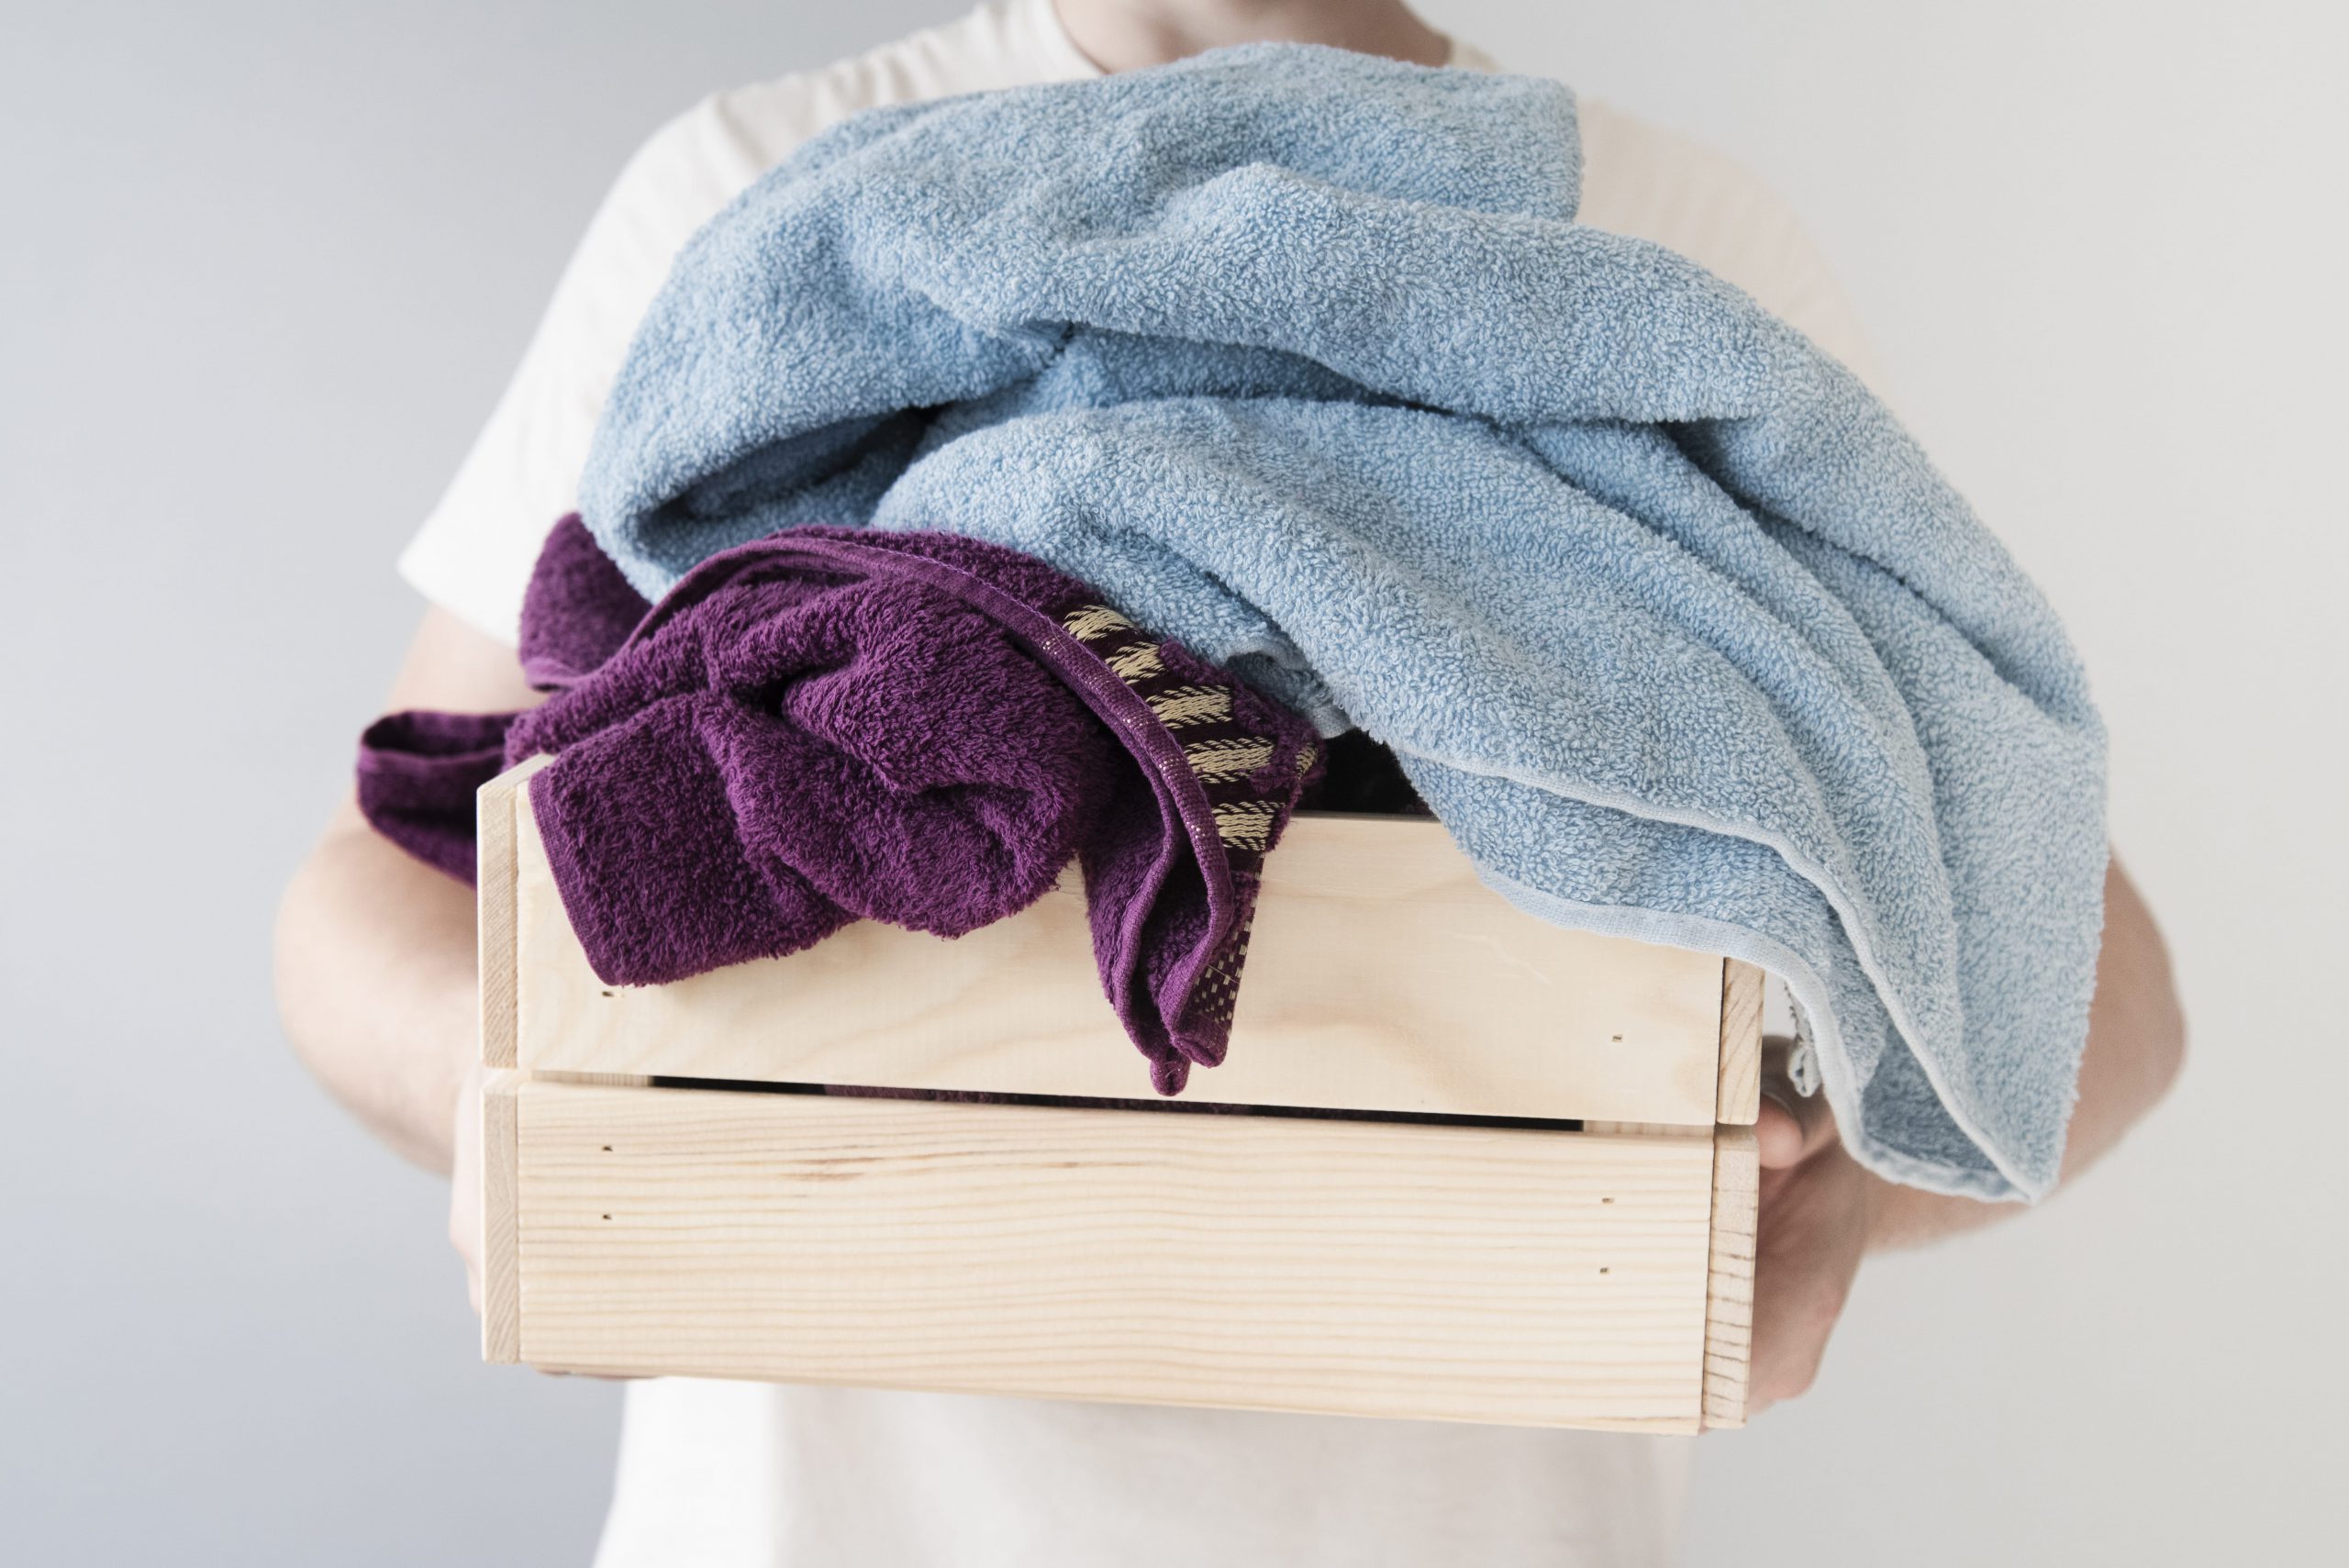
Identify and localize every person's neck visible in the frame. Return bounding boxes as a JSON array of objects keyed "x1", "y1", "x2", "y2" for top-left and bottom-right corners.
[{"x1": 1052, "y1": 0, "x2": 1449, "y2": 73}]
